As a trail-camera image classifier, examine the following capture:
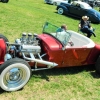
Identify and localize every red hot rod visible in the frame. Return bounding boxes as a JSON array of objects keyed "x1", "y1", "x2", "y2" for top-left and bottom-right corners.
[{"x1": 0, "y1": 22, "x2": 100, "y2": 91}]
